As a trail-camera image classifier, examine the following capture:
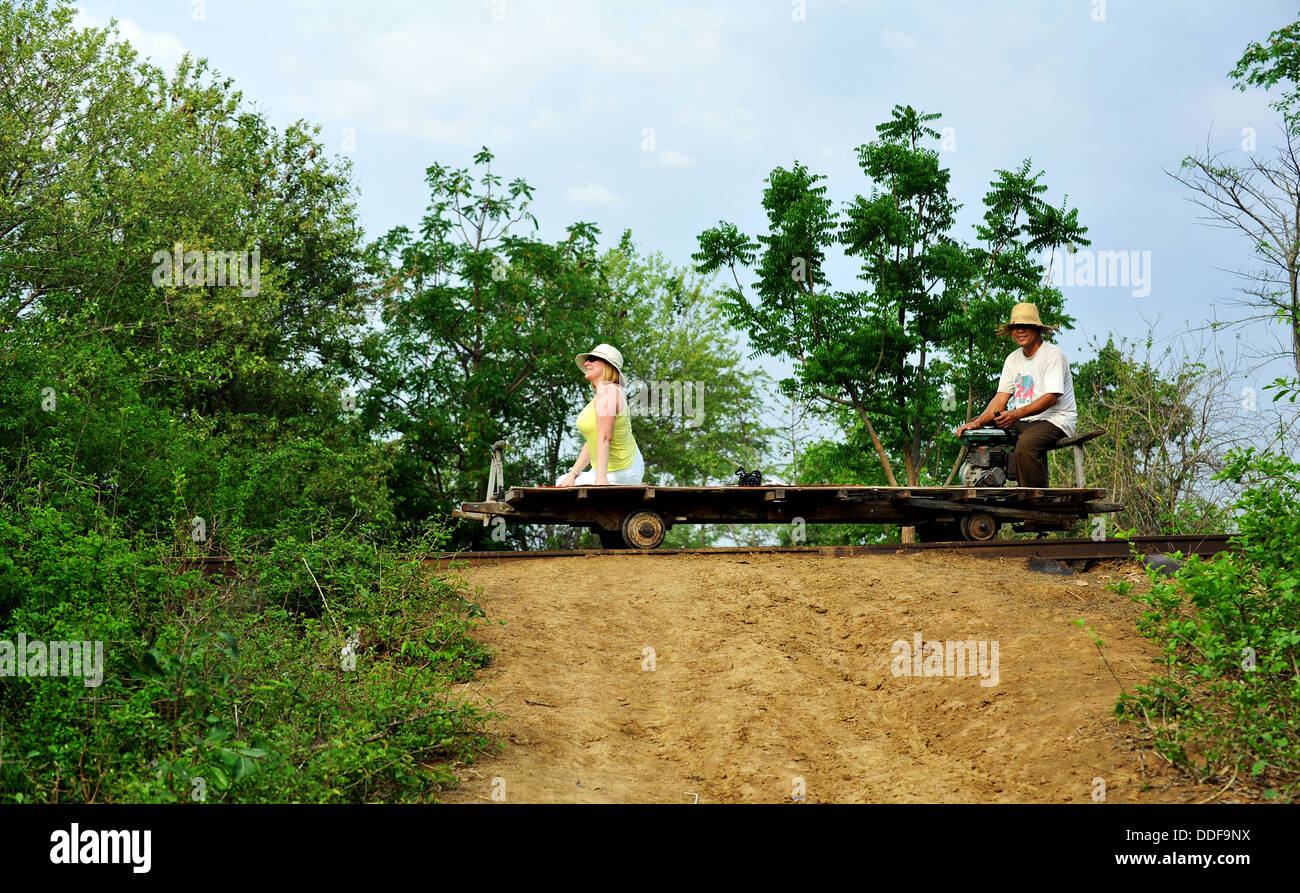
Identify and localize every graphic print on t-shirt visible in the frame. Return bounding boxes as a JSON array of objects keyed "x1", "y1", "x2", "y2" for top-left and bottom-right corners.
[{"x1": 1009, "y1": 373, "x2": 1036, "y2": 411}]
